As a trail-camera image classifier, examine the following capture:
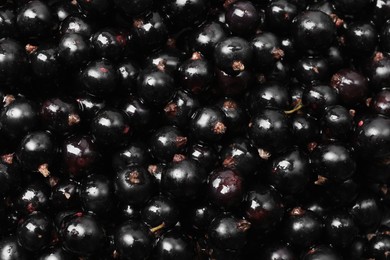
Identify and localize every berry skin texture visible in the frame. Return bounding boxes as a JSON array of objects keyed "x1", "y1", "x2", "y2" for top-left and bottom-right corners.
[
  {"x1": 208, "y1": 214, "x2": 251, "y2": 252},
  {"x1": 0, "y1": 38, "x2": 27, "y2": 84},
  {"x1": 16, "y1": 0, "x2": 54, "y2": 39},
  {"x1": 90, "y1": 109, "x2": 132, "y2": 148},
  {"x1": 282, "y1": 207, "x2": 323, "y2": 248},
  {"x1": 208, "y1": 168, "x2": 244, "y2": 209},
  {"x1": 154, "y1": 228, "x2": 195, "y2": 260},
  {"x1": 114, "y1": 221, "x2": 153, "y2": 260},
  {"x1": 60, "y1": 213, "x2": 106, "y2": 256},
  {"x1": 214, "y1": 37, "x2": 253, "y2": 75},
  {"x1": 243, "y1": 185, "x2": 284, "y2": 231},
  {"x1": 248, "y1": 109, "x2": 291, "y2": 154},
  {"x1": 293, "y1": 11, "x2": 336, "y2": 54},
  {"x1": 190, "y1": 106, "x2": 228, "y2": 143},
  {"x1": 161, "y1": 159, "x2": 206, "y2": 201},
  {"x1": 16, "y1": 131, "x2": 55, "y2": 177},
  {"x1": 114, "y1": 165, "x2": 153, "y2": 206},
  {"x1": 0, "y1": 236, "x2": 27, "y2": 260},
  {"x1": 17, "y1": 212, "x2": 52, "y2": 252},
  {"x1": 137, "y1": 68, "x2": 176, "y2": 107},
  {"x1": 81, "y1": 59, "x2": 118, "y2": 97},
  {"x1": 62, "y1": 135, "x2": 100, "y2": 178},
  {"x1": 330, "y1": 69, "x2": 368, "y2": 106}
]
